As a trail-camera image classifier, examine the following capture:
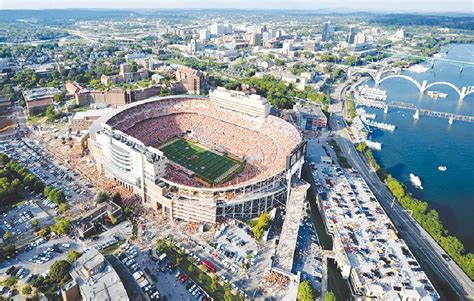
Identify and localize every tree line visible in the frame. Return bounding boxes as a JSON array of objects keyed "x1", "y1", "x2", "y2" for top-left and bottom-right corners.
[
  {"x1": 216, "y1": 75, "x2": 330, "y2": 110},
  {"x1": 0, "y1": 153, "x2": 44, "y2": 207},
  {"x1": 355, "y1": 142, "x2": 474, "y2": 280}
]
